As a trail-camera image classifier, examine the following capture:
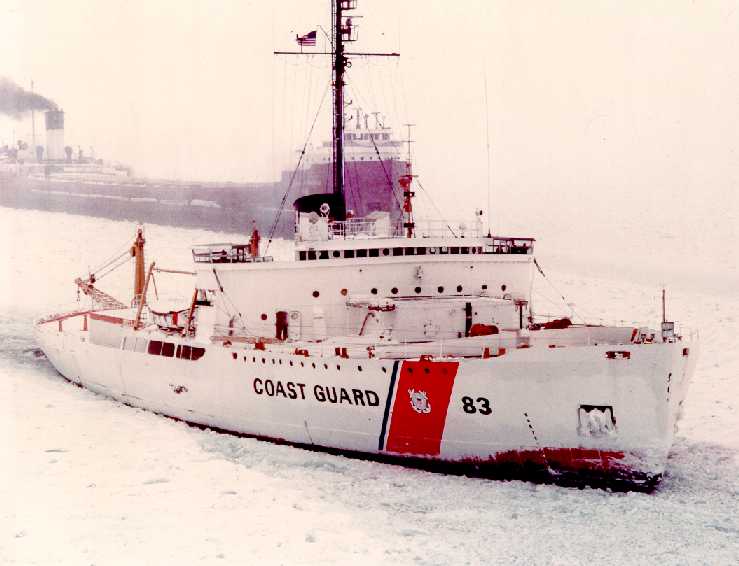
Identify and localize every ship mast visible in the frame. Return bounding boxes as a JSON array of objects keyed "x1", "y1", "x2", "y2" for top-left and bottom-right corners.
[
  {"x1": 131, "y1": 227, "x2": 146, "y2": 307},
  {"x1": 331, "y1": 0, "x2": 348, "y2": 200},
  {"x1": 274, "y1": 1, "x2": 398, "y2": 214}
]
